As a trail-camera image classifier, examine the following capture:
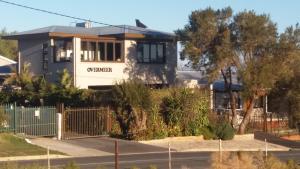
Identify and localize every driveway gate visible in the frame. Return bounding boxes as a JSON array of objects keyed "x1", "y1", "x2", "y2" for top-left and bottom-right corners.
[
  {"x1": 0, "y1": 104, "x2": 57, "y2": 136},
  {"x1": 61, "y1": 106, "x2": 112, "y2": 139}
]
